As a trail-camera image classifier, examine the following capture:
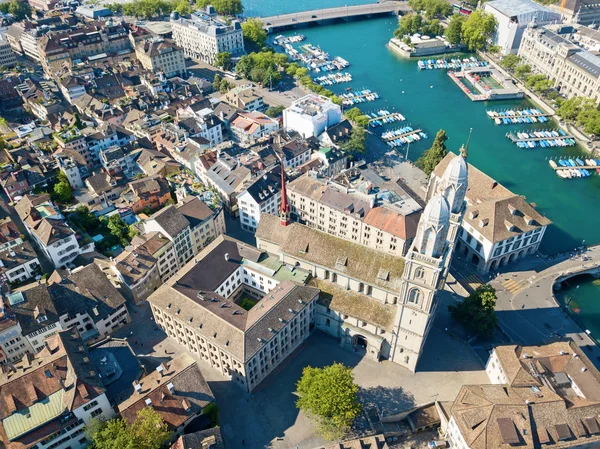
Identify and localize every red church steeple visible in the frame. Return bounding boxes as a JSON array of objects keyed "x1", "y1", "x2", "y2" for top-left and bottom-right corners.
[{"x1": 279, "y1": 164, "x2": 290, "y2": 226}]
